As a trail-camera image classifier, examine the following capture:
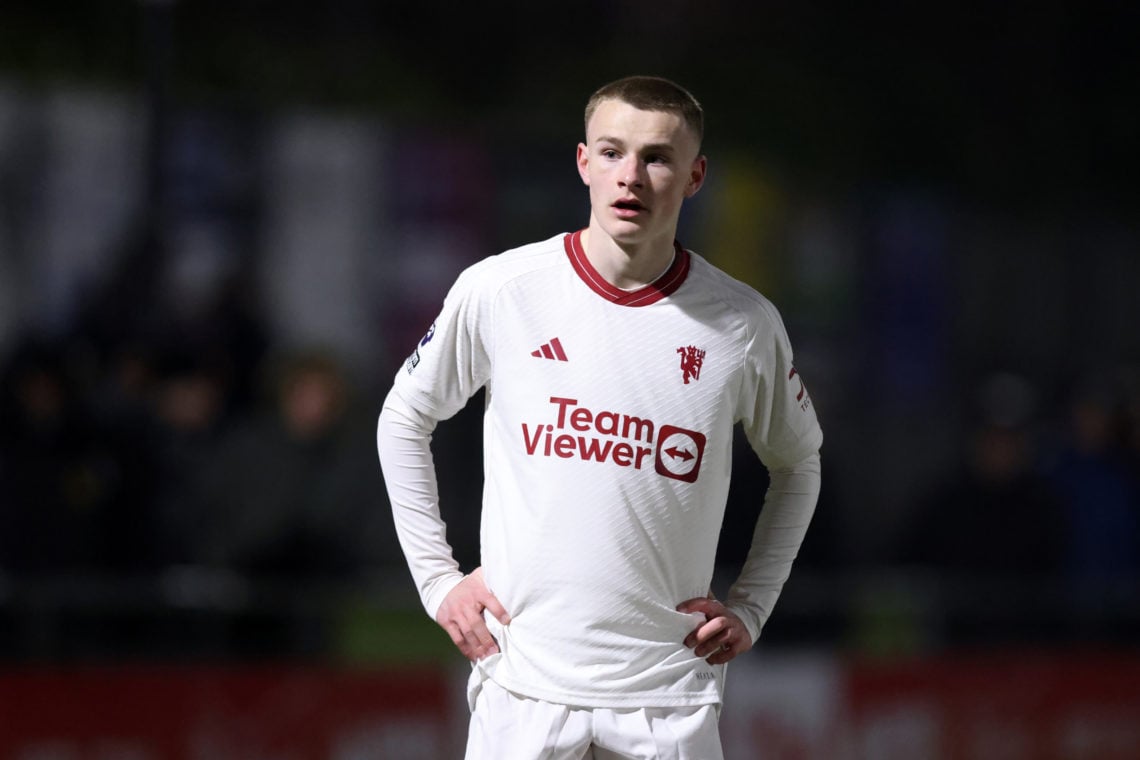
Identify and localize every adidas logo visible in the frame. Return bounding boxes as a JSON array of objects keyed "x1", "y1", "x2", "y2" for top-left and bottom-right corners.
[{"x1": 531, "y1": 337, "x2": 568, "y2": 361}]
